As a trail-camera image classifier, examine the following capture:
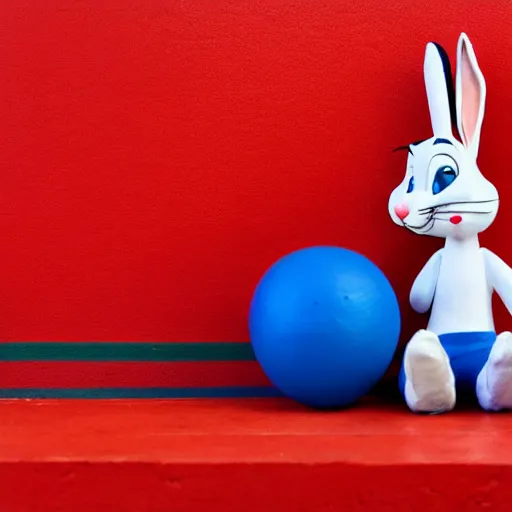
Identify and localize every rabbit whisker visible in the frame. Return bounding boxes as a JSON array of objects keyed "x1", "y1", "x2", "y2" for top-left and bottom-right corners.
[
  {"x1": 432, "y1": 210, "x2": 493, "y2": 215},
  {"x1": 418, "y1": 198, "x2": 498, "y2": 213},
  {"x1": 413, "y1": 215, "x2": 436, "y2": 233},
  {"x1": 404, "y1": 212, "x2": 435, "y2": 230}
]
